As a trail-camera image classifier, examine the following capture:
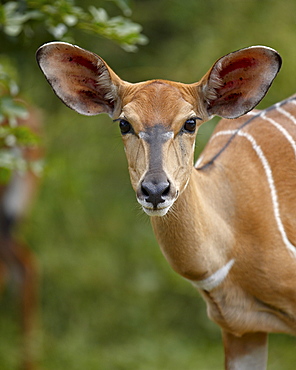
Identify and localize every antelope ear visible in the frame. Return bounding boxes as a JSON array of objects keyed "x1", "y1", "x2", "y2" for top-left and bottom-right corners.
[
  {"x1": 36, "y1": 42, "x2": 122, "y2": 117},
  {"x1": 199, "y1": 46, "x2": 282, "y2": 119}
]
